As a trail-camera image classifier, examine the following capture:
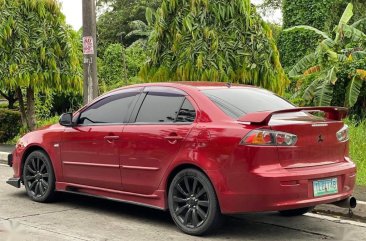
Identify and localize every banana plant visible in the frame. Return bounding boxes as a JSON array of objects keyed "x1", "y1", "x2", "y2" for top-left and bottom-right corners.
[{"x1": 284, "y1": 3, "x2": 366, "y2": 108}]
